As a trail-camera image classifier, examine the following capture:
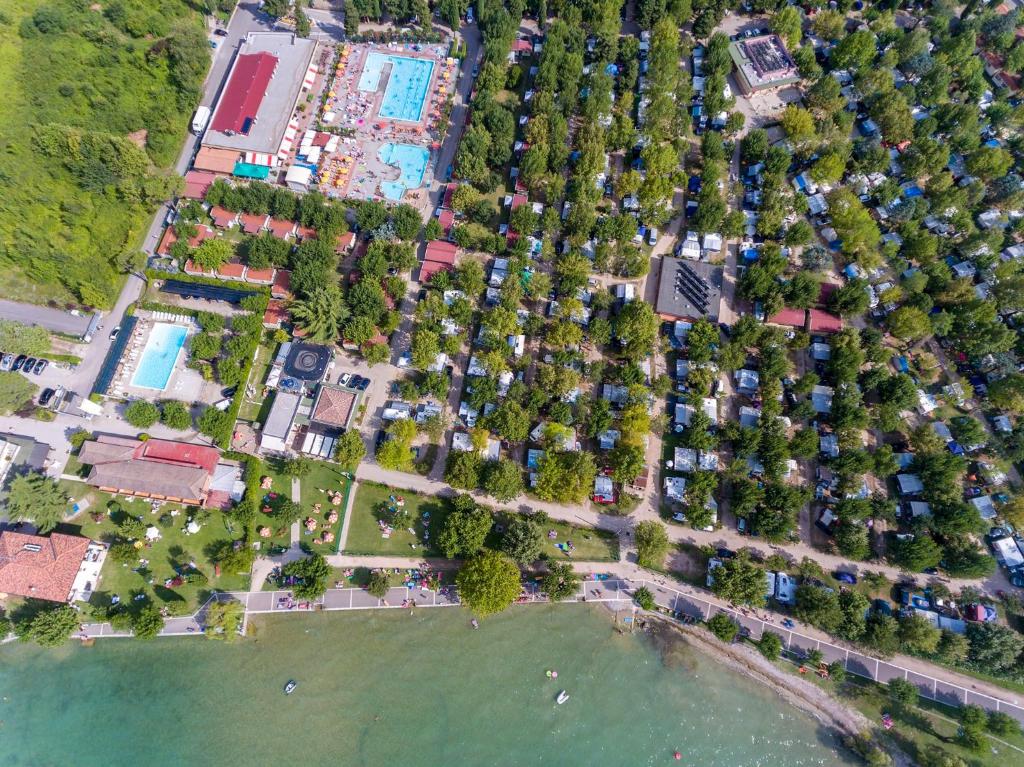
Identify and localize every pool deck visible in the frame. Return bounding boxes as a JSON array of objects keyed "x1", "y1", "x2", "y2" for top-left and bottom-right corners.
[
  {"x1": 318, "y1": 42, "x2": 456, "y2": 203},
  {"x1": 108, "y1": 313, "x2": 210, "y2": 403}
]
